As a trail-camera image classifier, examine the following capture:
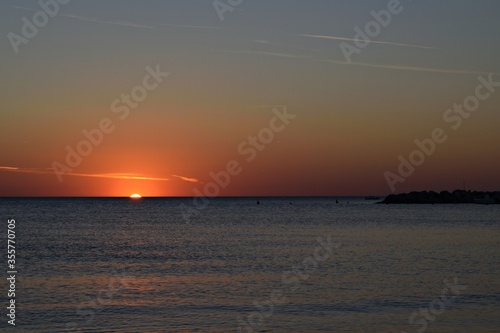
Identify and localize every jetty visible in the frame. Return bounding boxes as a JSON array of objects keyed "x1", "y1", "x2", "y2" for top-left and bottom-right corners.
[{"x1": 379, "y1": 190, "x2": 500, "y2": 204}]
